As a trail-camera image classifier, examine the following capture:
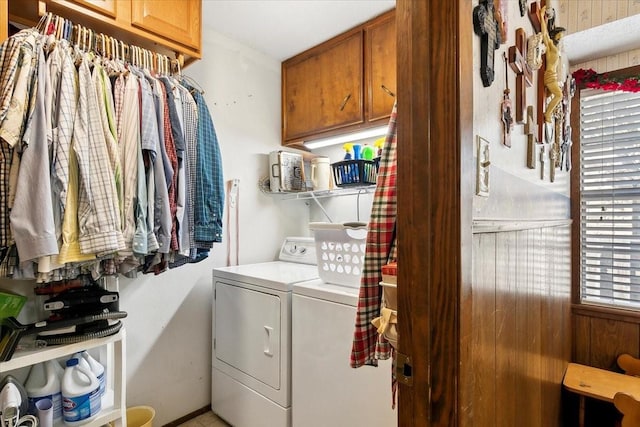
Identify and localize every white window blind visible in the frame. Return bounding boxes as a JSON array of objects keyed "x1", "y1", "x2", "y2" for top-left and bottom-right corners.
[{"x1": 580, "y1": 88, "x2": 640, "y2": 308}]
